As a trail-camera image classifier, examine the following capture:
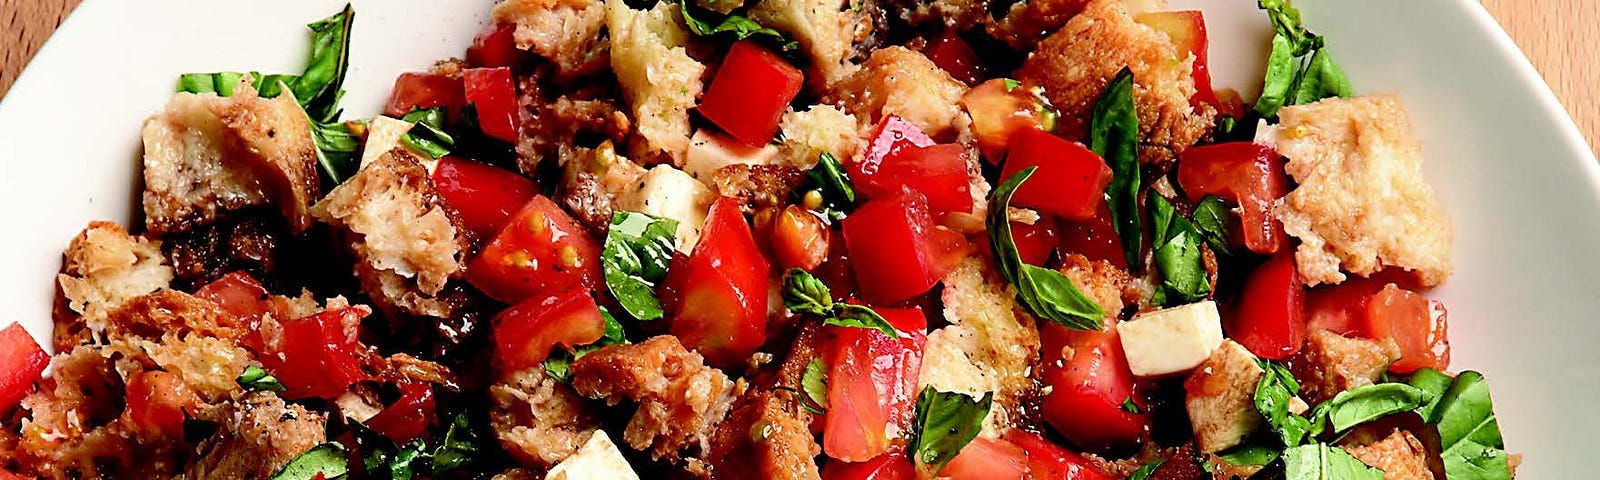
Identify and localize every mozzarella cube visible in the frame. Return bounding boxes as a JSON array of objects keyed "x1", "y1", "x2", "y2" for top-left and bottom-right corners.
[
  {"x1": 546, "y1": 430, "x2": 639, "y2": 480},
  {"x1": 614, "y1": 165, "x2": 715, "y2": 251},
  {"x1": 1185, "y1": 340, "x2": 1265, "y2": 453},
  {"x1": 683, "y1": 129, "x2": 780, "y2": 182},
  {"x1": 1119, "y1": 300, "x2": 1224, "y2": 377}
]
